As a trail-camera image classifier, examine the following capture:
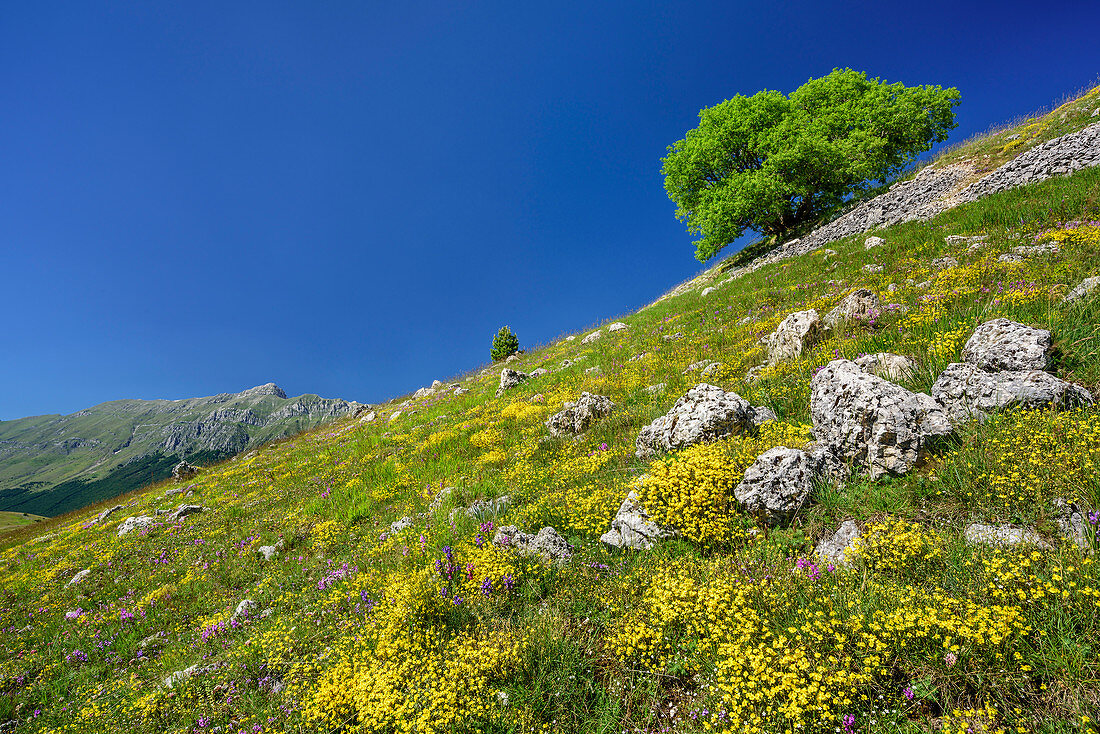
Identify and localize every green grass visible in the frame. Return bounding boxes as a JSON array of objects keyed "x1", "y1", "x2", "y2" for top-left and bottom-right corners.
[{"x1": 0, "y1": 511, "x2": 47, "y2": 535}]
